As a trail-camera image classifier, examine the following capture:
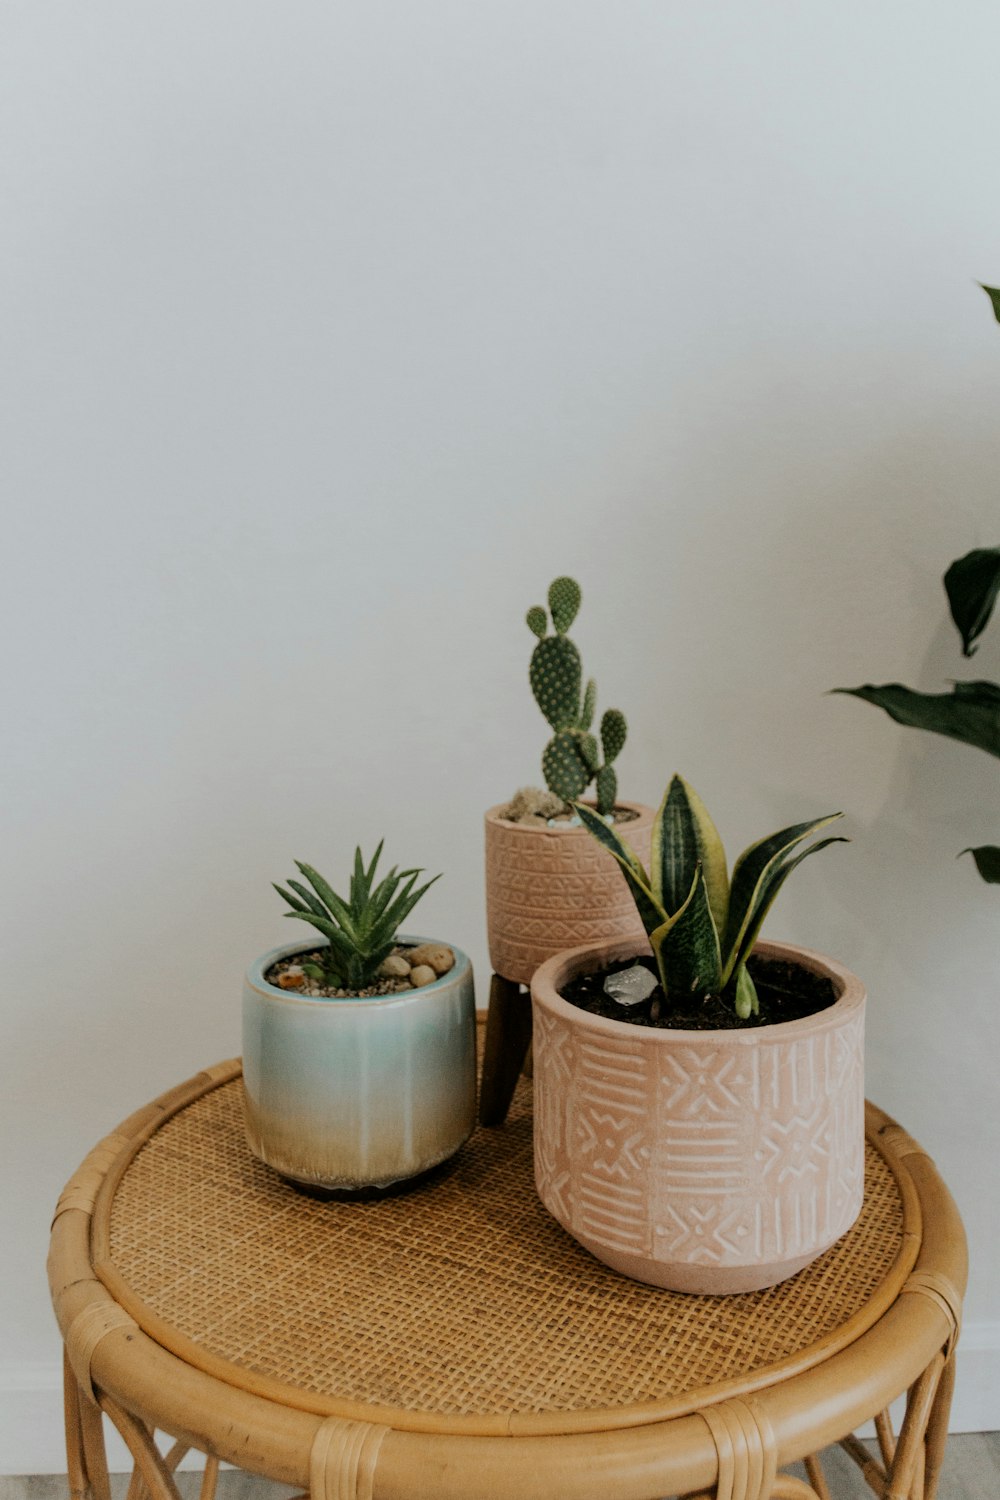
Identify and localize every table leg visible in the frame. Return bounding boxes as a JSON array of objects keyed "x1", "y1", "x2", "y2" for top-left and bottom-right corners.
[
  {"x1": 478, "y1": 973, "x2": 532, "y2": 1127},
  {"x1": 63, "y1": 1350, "x2": 90, "y2": 1500}
]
